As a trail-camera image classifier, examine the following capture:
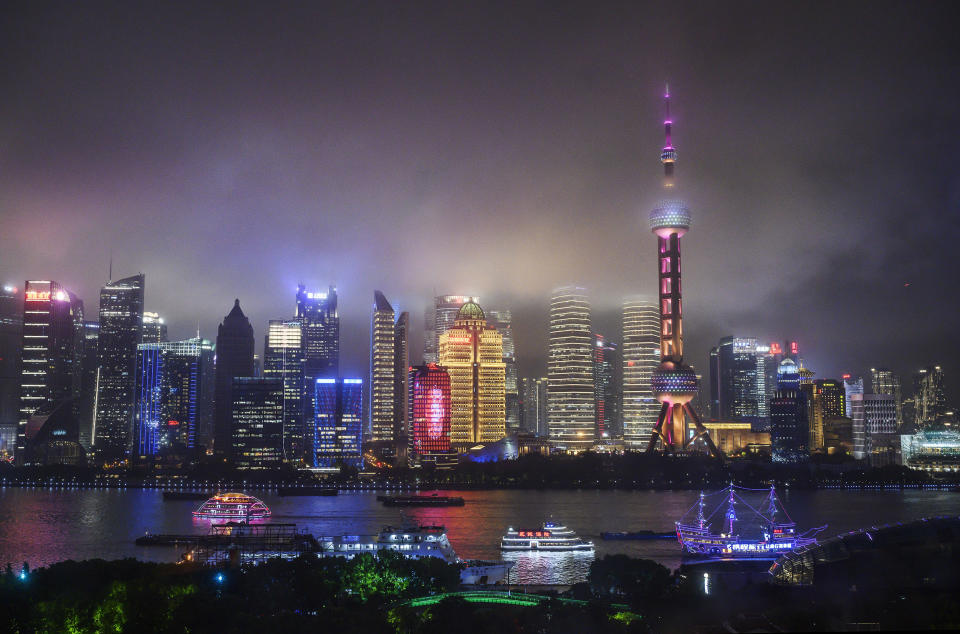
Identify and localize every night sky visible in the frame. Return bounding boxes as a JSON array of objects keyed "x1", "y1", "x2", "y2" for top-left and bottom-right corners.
[{"x1": 2, "y1": 1, "x2": 958, "y2": 397}]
